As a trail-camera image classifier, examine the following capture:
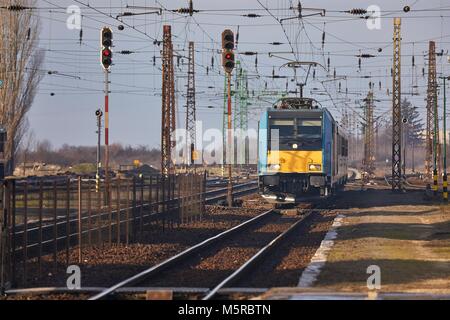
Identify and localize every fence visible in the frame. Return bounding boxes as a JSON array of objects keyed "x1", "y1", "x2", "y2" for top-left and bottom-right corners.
[{"x1": 0, "y1": 172, "x2": 206, "y2": 289}]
